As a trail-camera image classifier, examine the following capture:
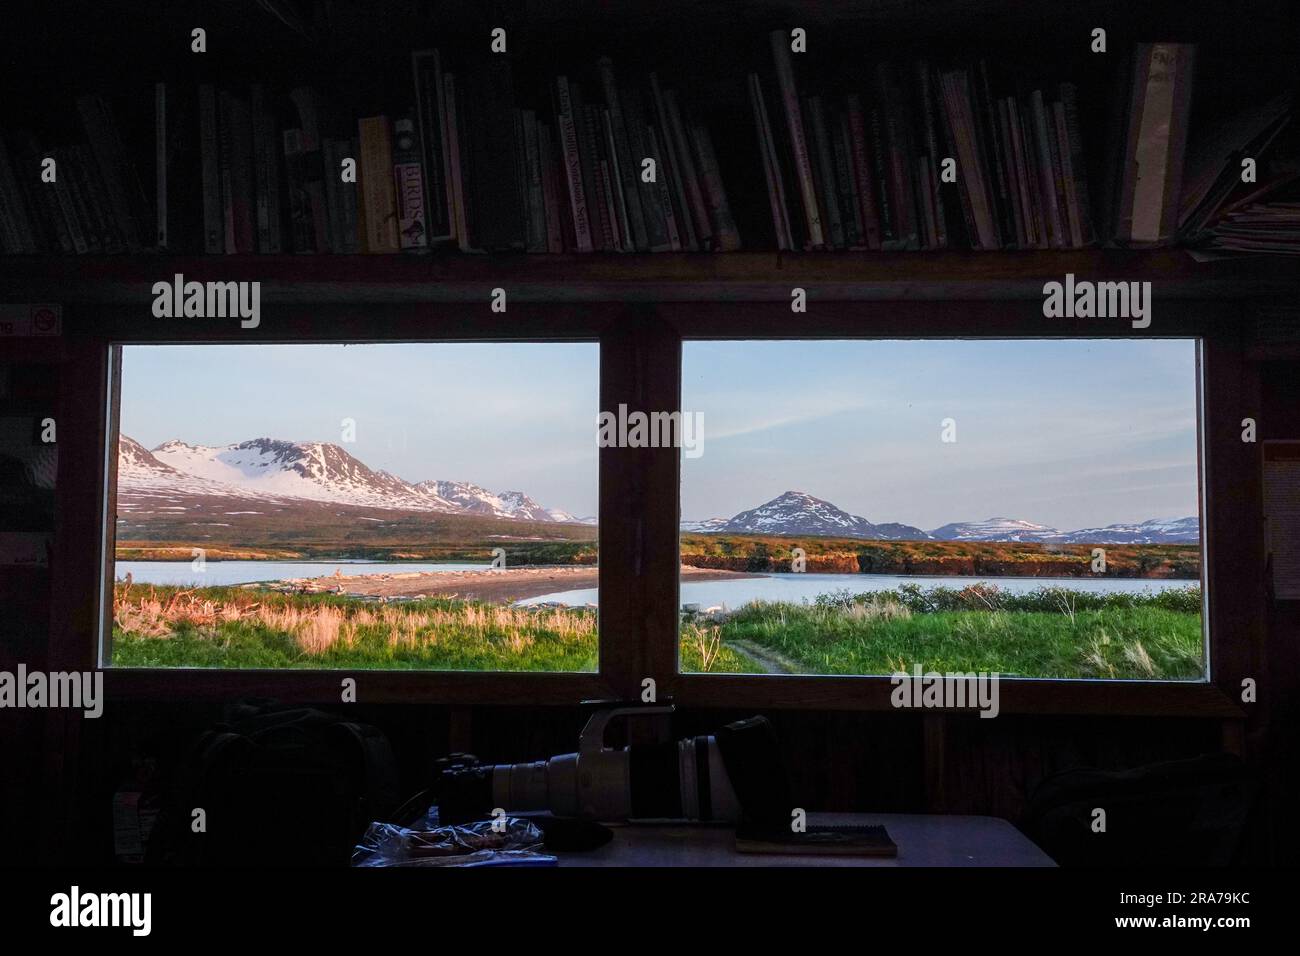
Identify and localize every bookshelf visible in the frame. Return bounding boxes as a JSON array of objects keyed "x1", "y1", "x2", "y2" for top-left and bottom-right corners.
[{"x1": 1, "y1": 251, "x2": 1297, "y2": 305}]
